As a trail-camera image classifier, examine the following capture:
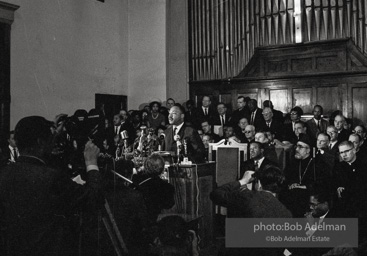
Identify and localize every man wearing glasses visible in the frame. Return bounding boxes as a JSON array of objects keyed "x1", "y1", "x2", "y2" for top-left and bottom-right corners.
[
  {"x1": 333, "y1": 141, "x2": 367, "y2": 218},
  {"x1": 353, "y1": 125, "x2": 367, "y2": 154},
  {"x1": 326, "y1": 125, "x2": 340, "y2": 155}
]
